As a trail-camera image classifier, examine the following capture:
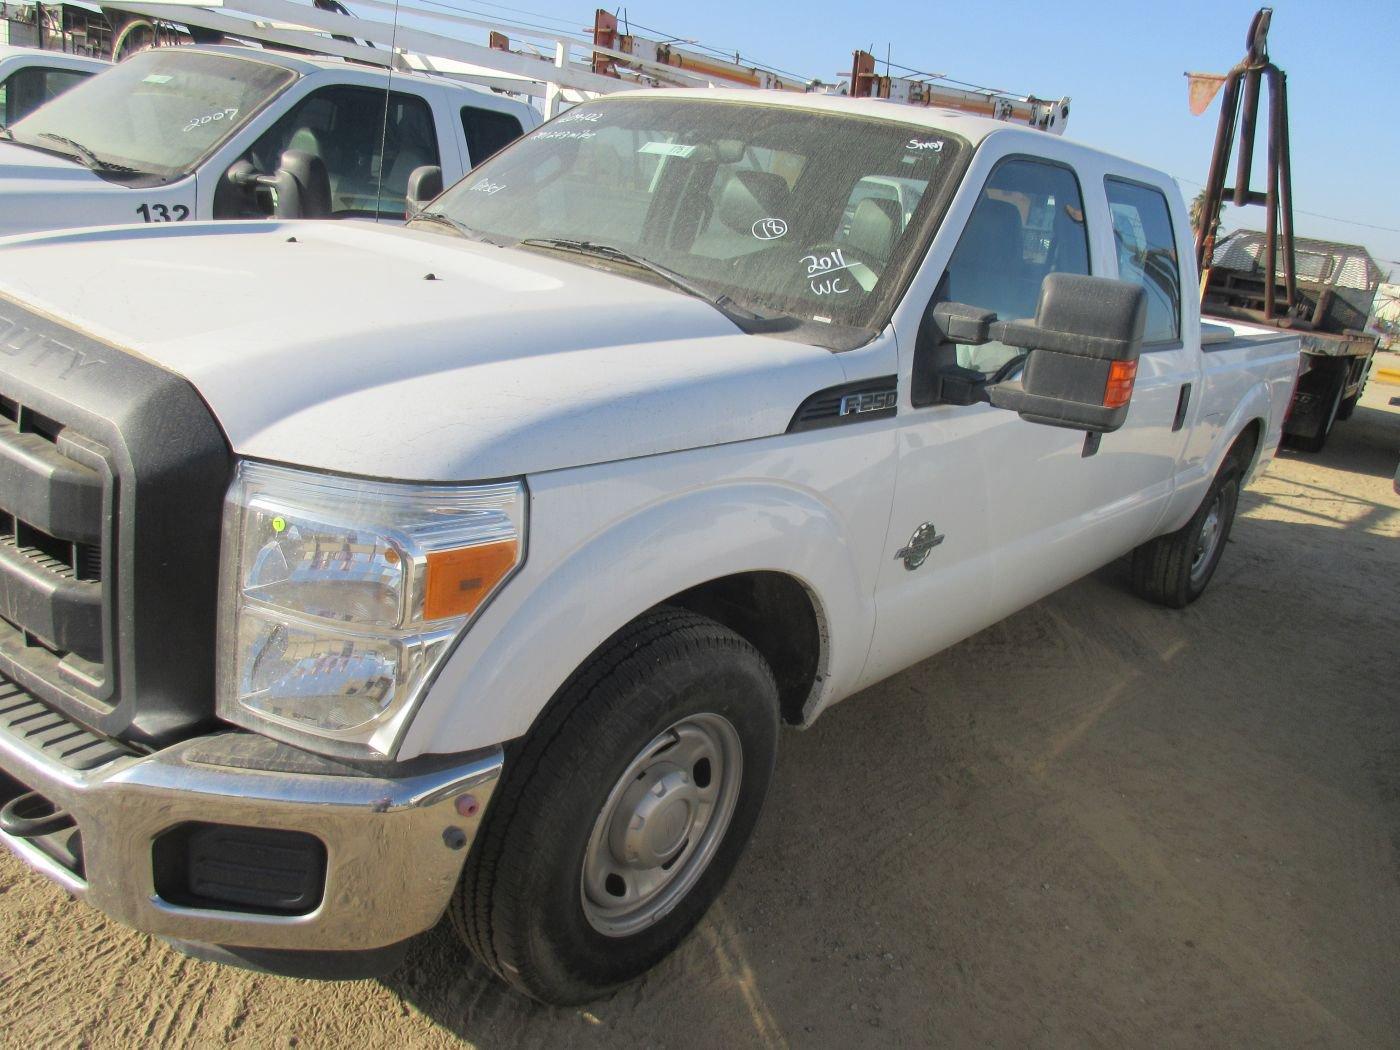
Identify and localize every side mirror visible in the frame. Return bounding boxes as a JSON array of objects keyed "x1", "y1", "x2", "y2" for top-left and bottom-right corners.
[
  {"x1": 405, "y1": 165, "x2": 443, "y2": 219},
  {"x1": 986, "y1": 274, "x2": 1146, "y2": 433},
  {"x1": 226, "y1": 150, "x2": 331, "y2": 220},
  {"x1": 925, "y1": 274, "x2": 1147, "y2": 433}
]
